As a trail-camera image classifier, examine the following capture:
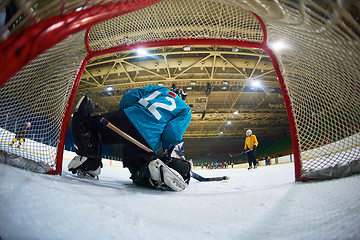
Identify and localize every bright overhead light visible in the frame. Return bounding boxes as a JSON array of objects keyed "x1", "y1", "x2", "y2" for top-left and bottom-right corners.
[
  {"x1": 183, "y1": 46, "x2": 191, "y2": 51},
  {"x1": 186, "y1": 87, "x2": 192, "y2": 90},
  {"x1": 220, "y1": 132, "x2": 223, "y2": 134},
  {"x1": 233, "y1": 110, "x2": 239, "y2": 114},
  {"x1": 158, "y1": 82, "x2": 163, "y2": 86},
  {"x1": 269, "y1": 40, "x2": 289, "y2": 51},
  {"x1": 190, "y1": 81, "x2": 196, "y2": 85},
  {"x1": 227, "y1": 121, "x2": 231, "y2": 125},
  {"x1": 136, "y1": 48, "x2": 148, "y2": 55},
  {"x1": 252, "y1": 80, "x2": 261, "y2": 88},
  {"x1": 232, "y1": 47, "x2": 239, "y2": 52},
  {"x1": 223, "y1": 81, "x2": 228, "y2": 85},
  {"x1": 107, "y1": 86, "x2": 113, "y2": 91},
  {"x1": 75, "y1": 6, "x2": 87, "y2": 11}
]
